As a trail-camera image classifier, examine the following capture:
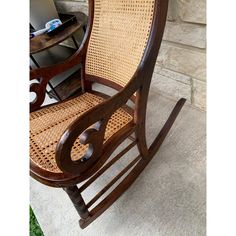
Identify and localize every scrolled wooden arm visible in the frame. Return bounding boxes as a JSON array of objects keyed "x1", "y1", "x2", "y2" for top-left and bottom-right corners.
[
  {"x1": 55, "y1": 71, "x2": 142, "y2": 176},
  {"x1": 30, "y1": 47, "x2": 86, "y2": 81},
  {"x1": 30, "y1": 49, "x2": 85, "y2": 112}
]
